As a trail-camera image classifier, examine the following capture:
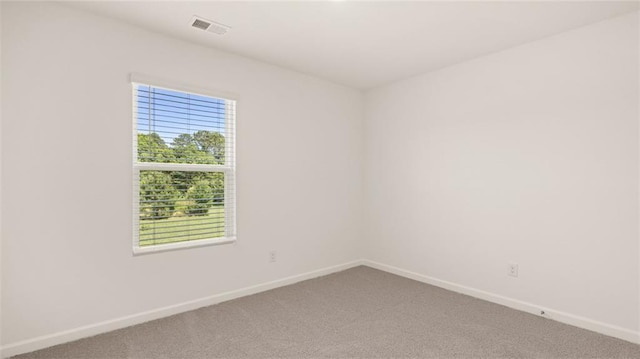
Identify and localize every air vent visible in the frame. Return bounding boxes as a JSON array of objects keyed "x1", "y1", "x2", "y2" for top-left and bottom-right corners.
[
  {"x1": 191, "y1": 16, "x2": 231, "y2": 36},
  {"x1": 191, "y1": 18, "x2": 211, "y2": 31}
]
